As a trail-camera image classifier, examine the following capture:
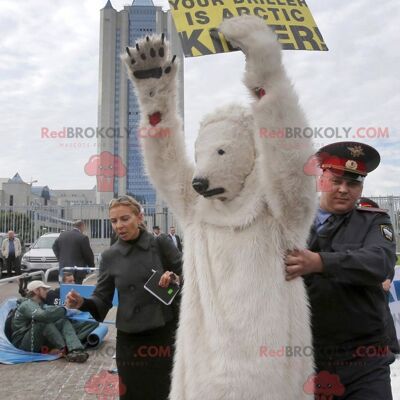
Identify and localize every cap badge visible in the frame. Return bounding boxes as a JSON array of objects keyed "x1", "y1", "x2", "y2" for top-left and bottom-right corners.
[
  {"x1": 347, "y1": 145, "x2": 364, "y2": 158},
  {"x1": 345, "y1": 160, "x2": 358, "y2": 170}
]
